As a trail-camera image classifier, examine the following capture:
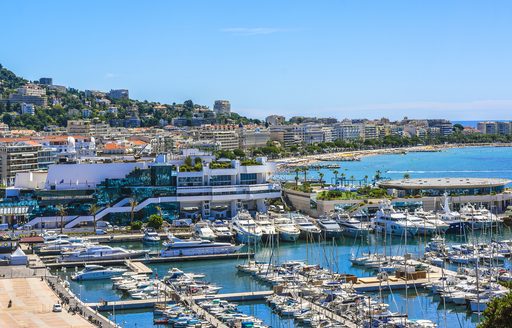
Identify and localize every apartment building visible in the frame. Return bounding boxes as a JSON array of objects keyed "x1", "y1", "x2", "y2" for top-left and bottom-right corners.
[
  {"x1": 213, "y1": 100, "x2": 231, "y2": 115},
  {"x1": 198, "y1": 128, "x2": 240, "y2": 150},
  {"x1": 108, "y1": 89, "x2": 129, "y2": 100},
  {"x1": 239, "y1": 128, "x2": 270, "y2": 149},
  {"x1": 7, "y1": 84, "x2": 47, "y2": 107},
  {"x1": 265, "y1": 115, "x2": 285, "y2": 126},
  {"x1": 0, "y1": 141, "x2": 42, "y2": 186},
  {"x1": 332, "y1": 124, "x2": 363, "y2": 141}
]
